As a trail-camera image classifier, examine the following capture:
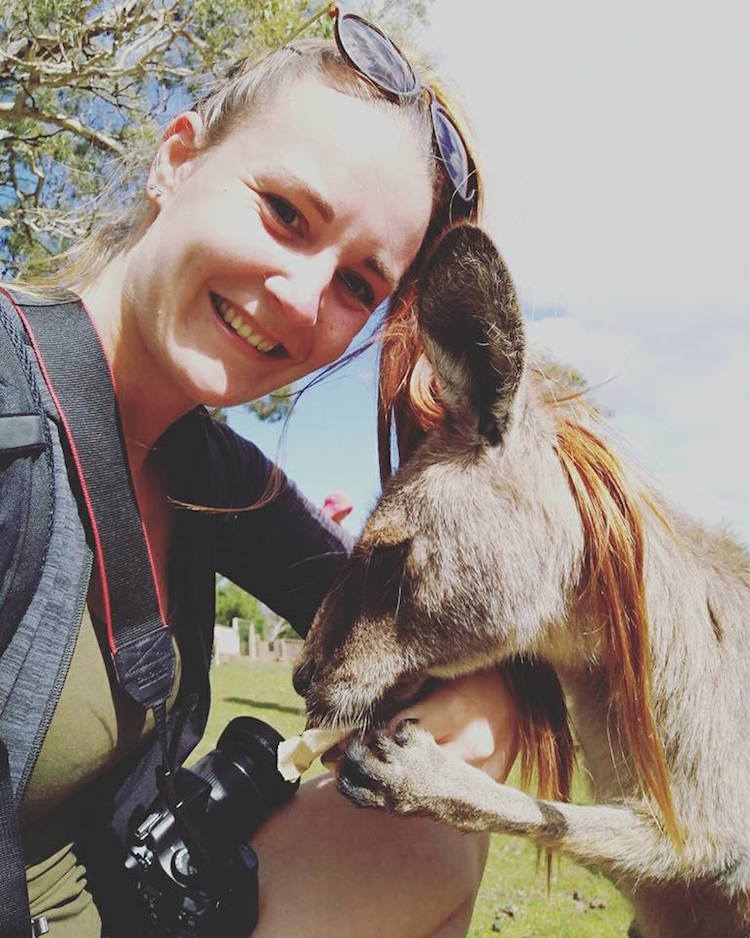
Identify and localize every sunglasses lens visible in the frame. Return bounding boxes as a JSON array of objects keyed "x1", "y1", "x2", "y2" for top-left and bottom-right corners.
[
  {"x1": 337, "y1": 14, "x2": 418, "y2": 97},
  {"x1": 433, "y1": 105, "x2": 473, "y2": 203}
]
